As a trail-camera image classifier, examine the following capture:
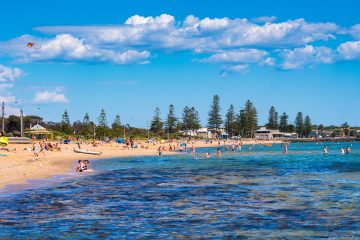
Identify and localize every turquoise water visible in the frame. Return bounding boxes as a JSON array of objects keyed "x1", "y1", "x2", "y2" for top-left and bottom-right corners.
[{"x1": 0, "y1": 142, "x2": 360, "y2": 239}]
